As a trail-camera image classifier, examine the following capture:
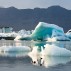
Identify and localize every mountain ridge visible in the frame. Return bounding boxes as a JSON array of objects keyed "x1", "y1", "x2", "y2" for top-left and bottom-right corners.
[{"x1": 0, "y1": 5, "x2": 70, "y2": 32}]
